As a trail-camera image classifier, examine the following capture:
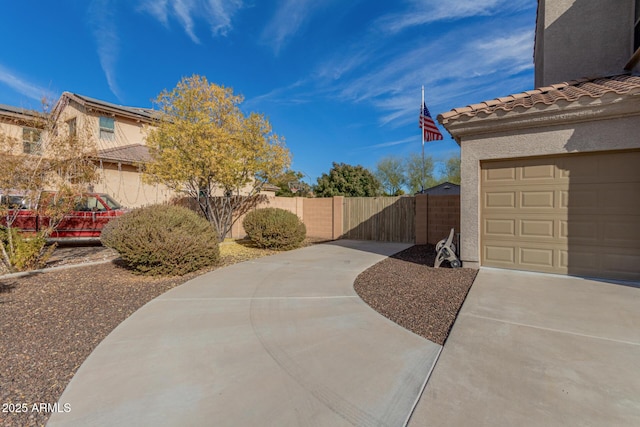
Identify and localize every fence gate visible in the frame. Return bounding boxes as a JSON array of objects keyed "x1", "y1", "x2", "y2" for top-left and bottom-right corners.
[{"x1": 342, "y1": 197, "x2": 415, "y2": 243}]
